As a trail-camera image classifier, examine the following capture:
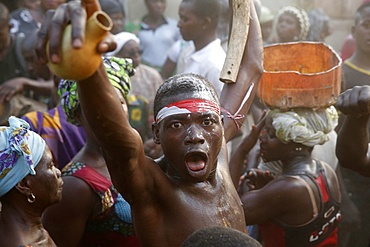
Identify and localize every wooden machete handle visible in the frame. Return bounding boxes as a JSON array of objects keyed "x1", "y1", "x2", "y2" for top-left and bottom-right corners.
[{"x1": 220, "y1": 0, "x2": 251, "y2": 84}]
